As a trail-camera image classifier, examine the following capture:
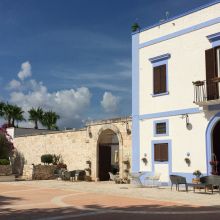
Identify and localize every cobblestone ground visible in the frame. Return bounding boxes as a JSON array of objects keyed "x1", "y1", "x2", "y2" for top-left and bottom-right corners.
[{"x1": 0, "y1": 180, "x2": 220, "y2": 220}]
